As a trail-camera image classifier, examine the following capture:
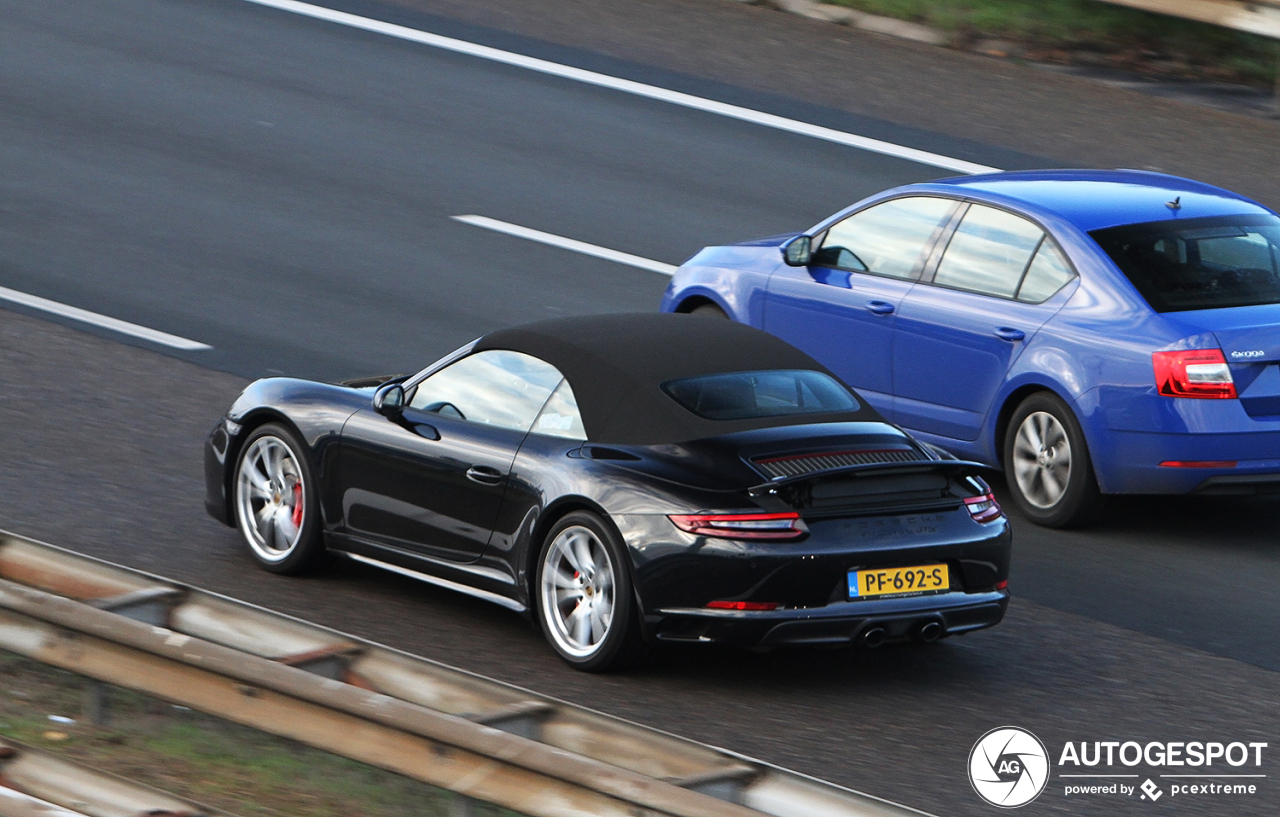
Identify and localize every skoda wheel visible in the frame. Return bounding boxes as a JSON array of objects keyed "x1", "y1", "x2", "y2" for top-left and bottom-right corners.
[
  {"x1": 536, "y1": 512, "x2": 645, "y2": 671},
  {"x1": 690, "y1": 303, "x2": 728, "y2": 318},
  {"x1": 1003, "y1": 393, "x2": 1103, "y2": 528},
  {"x1": 233, "y1": 423, "x2": 324, "y2": 574}
]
